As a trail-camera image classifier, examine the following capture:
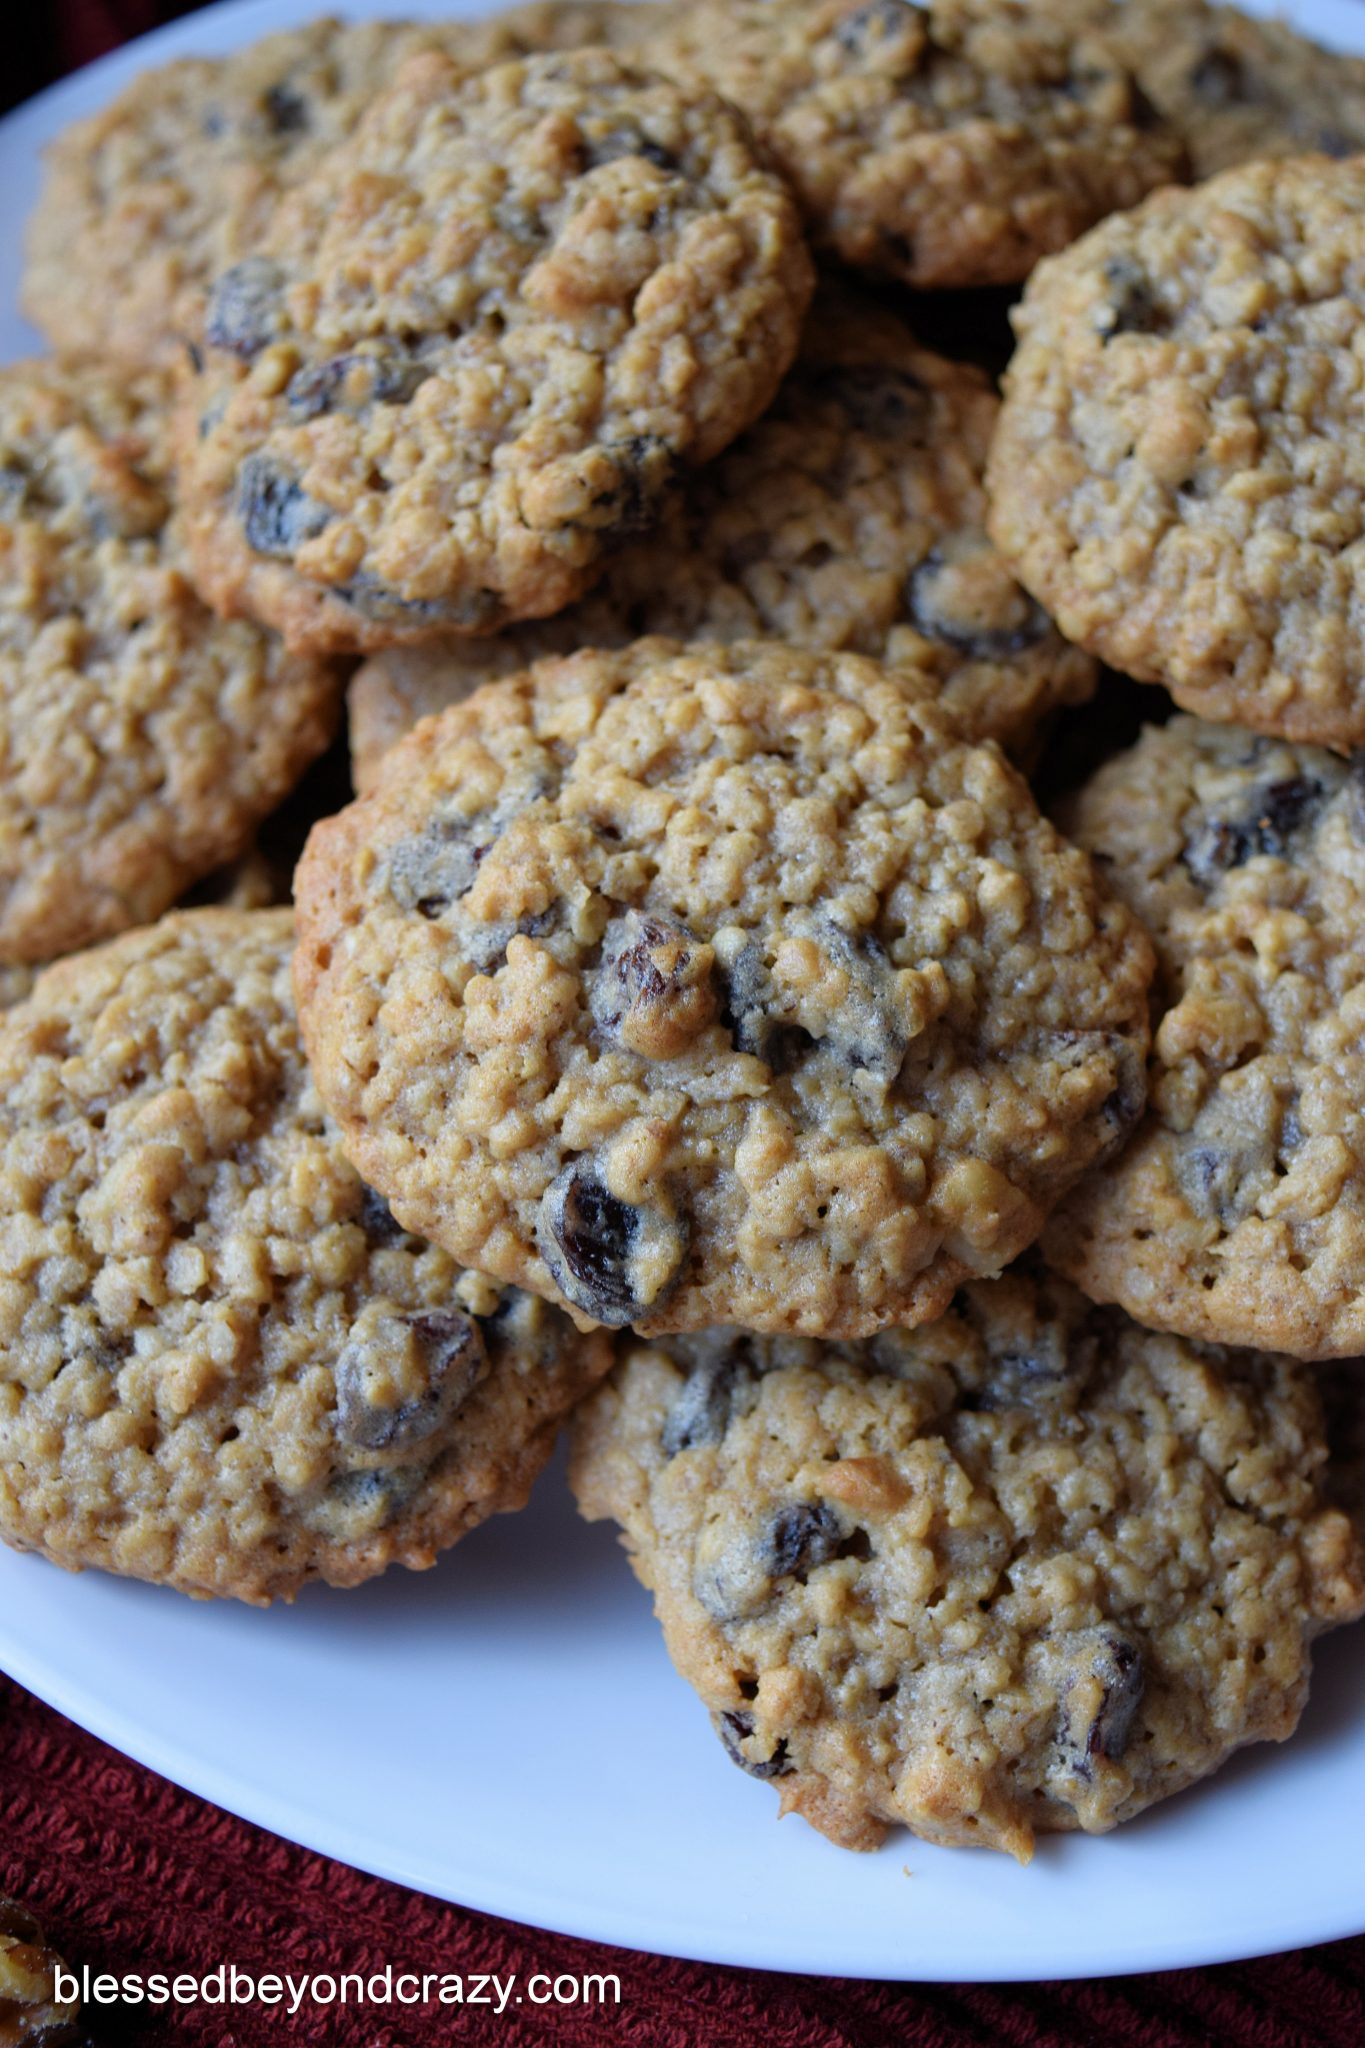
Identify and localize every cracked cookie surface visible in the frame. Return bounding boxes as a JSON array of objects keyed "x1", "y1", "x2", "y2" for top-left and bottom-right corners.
[
  {"x1": 569, "y1": 1260, "x2": 1365, "y2": 1858},
  {"x1": 178, "y1": 46, "x2": 812, "y2": 655},
  {"x1": 294, "y1": 640, "x2": 1153, "y2": 1338},
  {"x1": 0, "y1": 909, "x2": 608, "y2": 1603},
  {"x1": 987, "y1": 157, "x2": 1365, "y2": 748},
  {"x1": 21, "y1": 5, "x2": 639, "y2": 369},
  {"x1": 1045, "y1": 716, "x2": 1365, "y2": 1360},
  {"x1": 346, "y1": 284, "x2": 1094, "y2": 792},
  {"x1": 630, "y1": 0, "x2": 1184, "y2": 286},
  {"x1": 0, "y1": 360, "x2": 338, "y2": 966}
]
